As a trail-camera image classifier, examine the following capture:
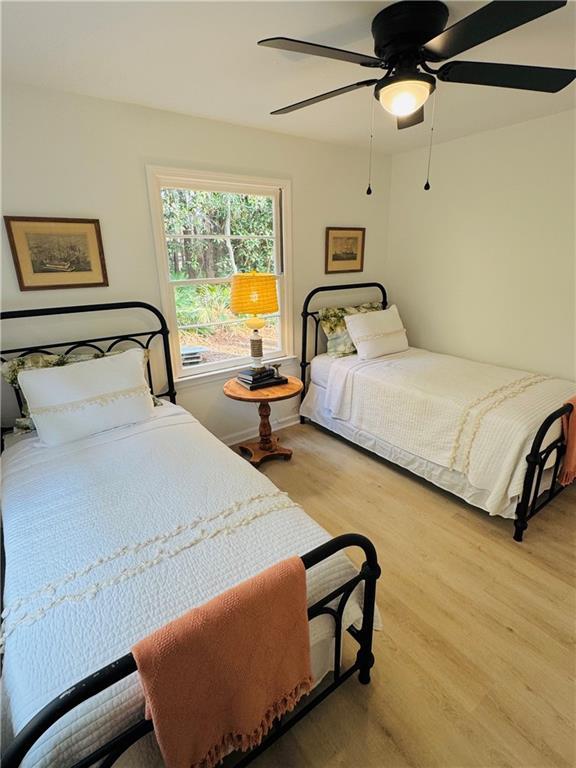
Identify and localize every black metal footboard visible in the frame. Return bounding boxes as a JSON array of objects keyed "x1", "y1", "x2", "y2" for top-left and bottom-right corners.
[
  {"x1": 1, "y1": 533, "x2": 380, "y2": 768},
  {"x1": 513, "y1": 403, "x2": 573, "y2": 542}
]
